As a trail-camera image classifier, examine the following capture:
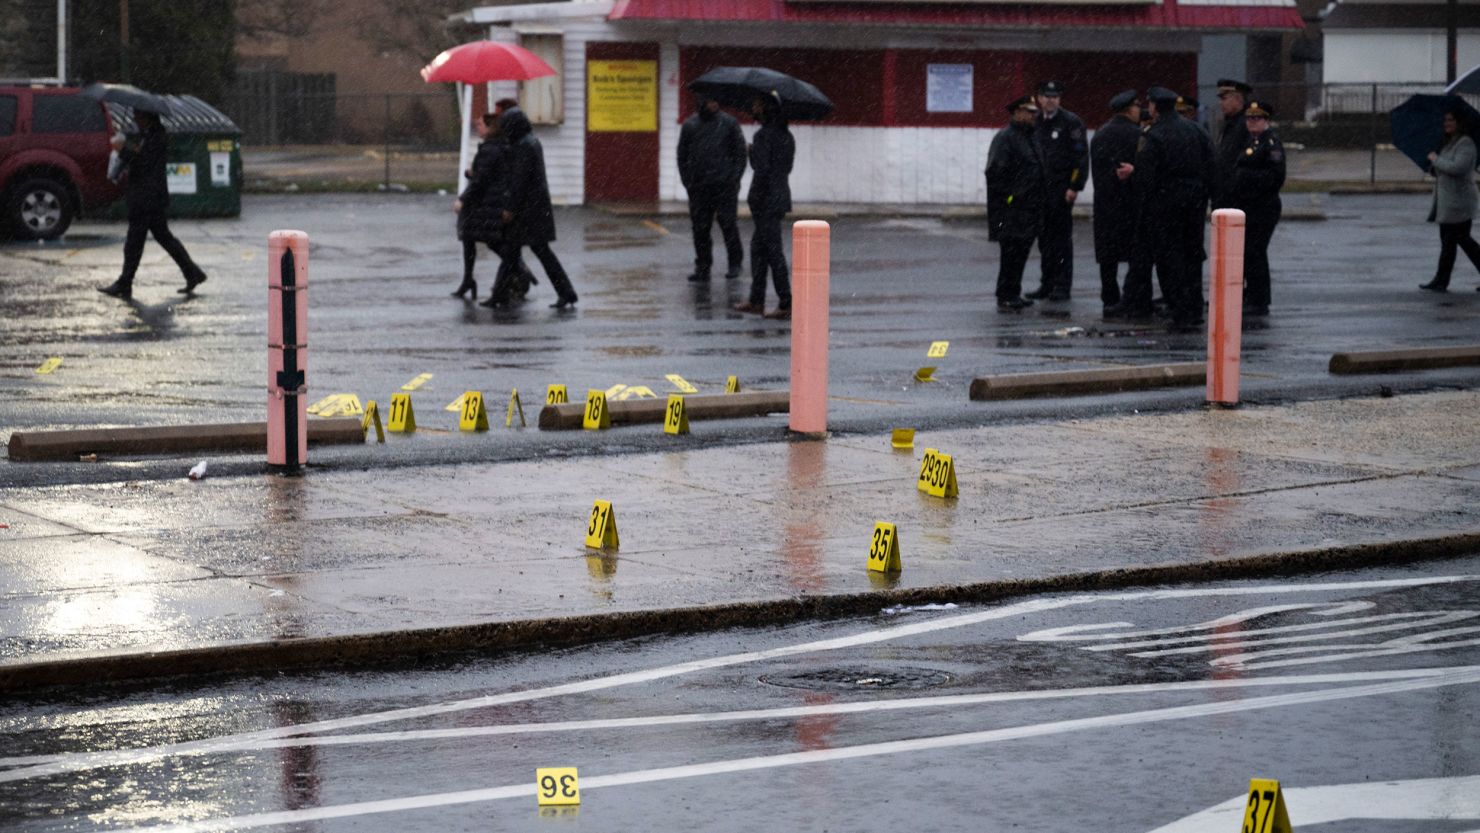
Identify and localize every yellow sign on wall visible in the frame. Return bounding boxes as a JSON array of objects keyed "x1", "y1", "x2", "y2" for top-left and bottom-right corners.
[{"x1": 588, "y1": 60, "x2": 658, "y2": 133}]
